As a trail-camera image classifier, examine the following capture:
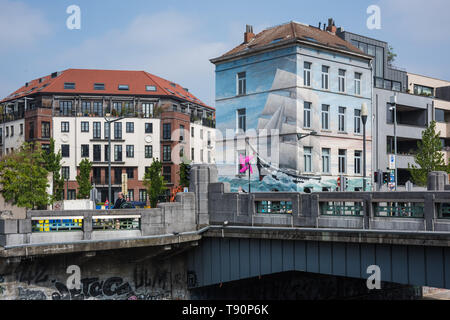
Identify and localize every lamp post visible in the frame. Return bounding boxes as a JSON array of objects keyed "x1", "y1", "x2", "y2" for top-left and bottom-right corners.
[
  {"x1": 389, "y1": 94, "x2": 398, "y2": 191},
  {"x1": 104, "y1": 114, "x2": 124, "y2": 207},
  {"x1": 361, "y1": 103, "x2": 368, "y2": 191}
]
